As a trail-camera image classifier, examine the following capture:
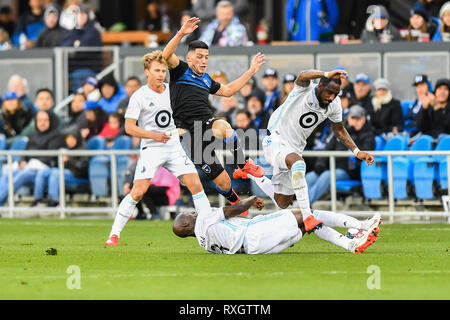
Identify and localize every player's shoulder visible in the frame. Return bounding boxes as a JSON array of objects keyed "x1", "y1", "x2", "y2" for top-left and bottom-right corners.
[
  {"x1": 130, "y1": 85, "x2": 148, "y2": 99},
  {"x1": 330, "y1": 95, "x2": 342, "y2": 110}
]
